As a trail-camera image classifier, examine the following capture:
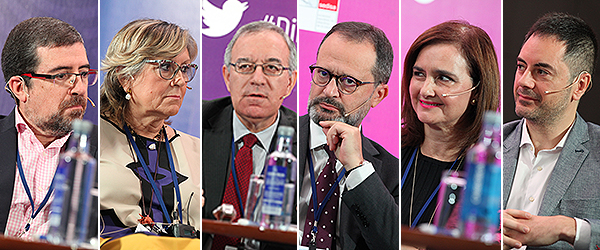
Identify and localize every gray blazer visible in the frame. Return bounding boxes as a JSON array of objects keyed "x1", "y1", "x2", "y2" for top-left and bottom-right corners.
[{"x1": 503, "y1": 114, "x2": 600, "y2": 250}]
